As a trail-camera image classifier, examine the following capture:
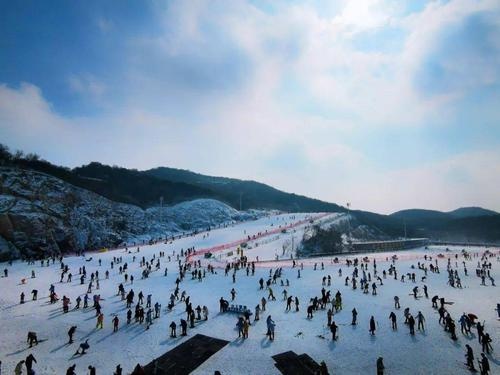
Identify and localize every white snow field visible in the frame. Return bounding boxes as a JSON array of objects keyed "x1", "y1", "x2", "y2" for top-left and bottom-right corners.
[{"x1": 0, "y1": 213, "x2": 499, "y2": 375}]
